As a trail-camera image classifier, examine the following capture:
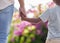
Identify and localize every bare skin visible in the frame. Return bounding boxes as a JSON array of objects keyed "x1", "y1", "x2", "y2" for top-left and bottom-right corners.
[
  {"x1": 53, "y1": 0, "x2": 60, "y2": 6},
  {"x1": 18, "y1": 0, "x2": 26, "y2": 17}
]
